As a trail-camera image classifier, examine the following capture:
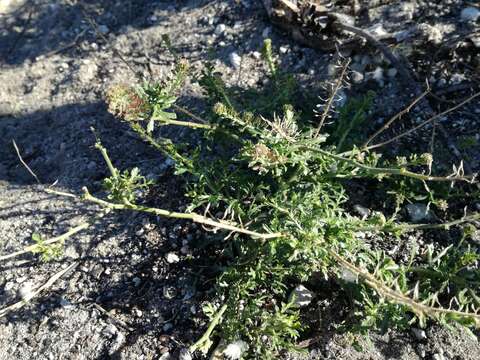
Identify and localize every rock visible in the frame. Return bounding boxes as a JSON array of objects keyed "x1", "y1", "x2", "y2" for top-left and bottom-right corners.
[
  {"x1": 279, "y1": 46, "x2": 288, "y2": 54},
  {"x1": 387, "y1": 68, "x2": 398, "y2": 78},
  {"x1": 432, "y1": 353, "x2": 445, "y2": 360},
  {"x1": 223, "y1": 340, "x2": 248, "y2": 360},
  {"x1": 166, "y1": 252, "x2": 180, "y2": 263},
  {"x1": 162, "y1": 323, "x2": 173, "y2": 332},
  {"x1": 353, "y1": 204, "x2": 370, "y2": 218},
  {"x1": 214, "y1": 24, "x2": 226, "y2": 35},
  {"x1": 406, "y1": 203, "x2": 433, "y2": 223},
  {"x1": 461, "y1": 7, "x2": 480, "y2": 22},
  {"x1": 98, "y1": 25, "x2": 109, "y2": 34},
  {"x1": 252, "y1": 51, "x2": 261, "y2": 60},
  {"x1": 351, "y1": 70, "x2": 364, "y2": 84},
  {"x1": 289, "y1": 285, "x2": 313, "y2": 307},
  {"x1": 178, "y1": 348, "x2": 192, "y2": 360},
  {"x1": 103, "y1": 324, "x2": 118, "y2": 337},
  {"x1": 371, "y1": 67, "x2": 384, "y2": 86},
  {"x1": 18, "y1": 282, "x2": 34, "y2": 301},
  {"x1": 412, "y1": 328, "x2": 427, "y2": 340},
  {"x1": 229, "y1": 52, "x2": 242, "y2": 69},
  {"x1": 132, "y1": 277, "x2": 141, "y2": 287}
]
